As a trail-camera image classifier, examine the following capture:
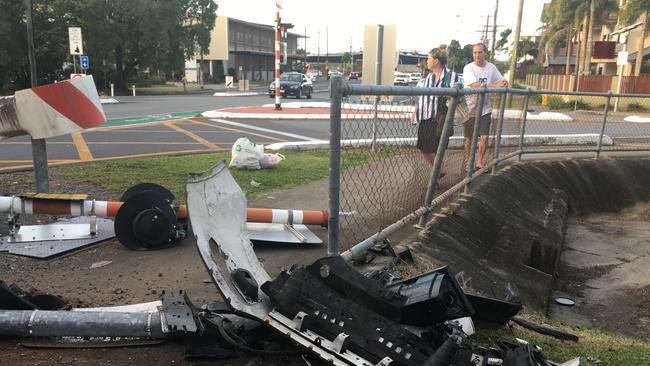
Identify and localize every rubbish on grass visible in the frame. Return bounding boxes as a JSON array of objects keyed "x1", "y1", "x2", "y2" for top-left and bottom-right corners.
[
  {"x1": 90, "y1": 260, "x2": 112, "y2": 269},
  {"x1": 229, "y1": 137, "x2": 261, "y2": 169},
  {"x1": 250, "y1": 179, "x2": 261, "y2": 187},
  {"x1": 555, "y1": 297, "x2": 576, "y2": 306},
  {"x1": 511, "y1": 316, "x2": 579, "y2": 342}
]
